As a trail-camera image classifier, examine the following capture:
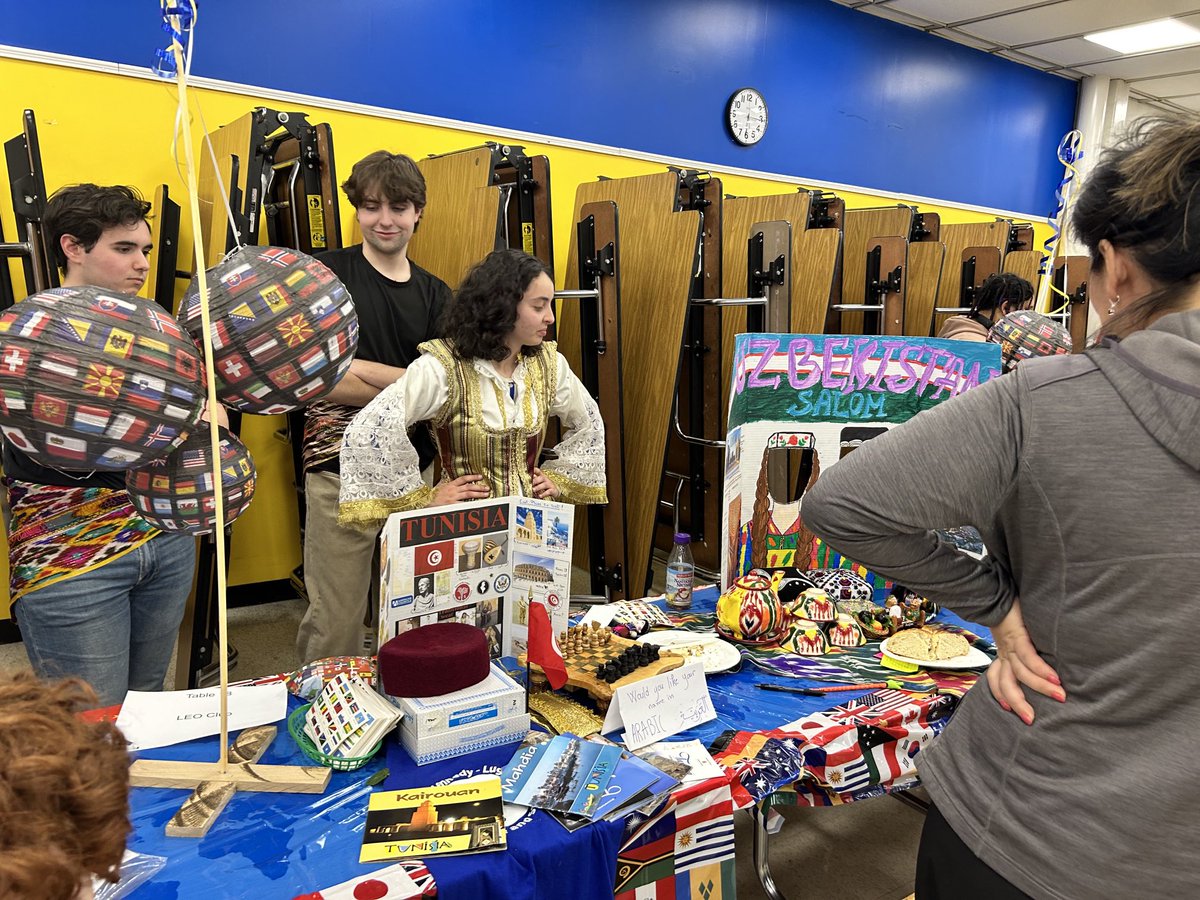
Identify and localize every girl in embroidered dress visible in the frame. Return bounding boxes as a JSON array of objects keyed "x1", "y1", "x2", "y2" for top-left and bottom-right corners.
[{"x1": 338, "y1": 250, "x2": 606, "y2": 528}]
